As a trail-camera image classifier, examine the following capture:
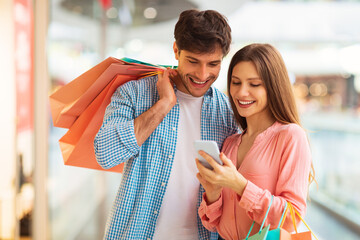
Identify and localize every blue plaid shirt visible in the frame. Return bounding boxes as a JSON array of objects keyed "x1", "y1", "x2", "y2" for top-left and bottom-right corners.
[{"x1": 94, "y1": 75, "x2": 239, "y2": 240}]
